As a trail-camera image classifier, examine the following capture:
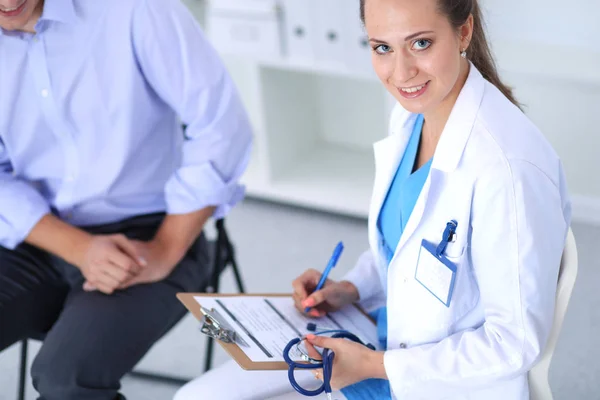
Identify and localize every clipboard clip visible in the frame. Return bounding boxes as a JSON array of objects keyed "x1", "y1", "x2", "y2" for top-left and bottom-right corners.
[{"x1": 199, "y1": 306, "x2": 238, "y2": 344}]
